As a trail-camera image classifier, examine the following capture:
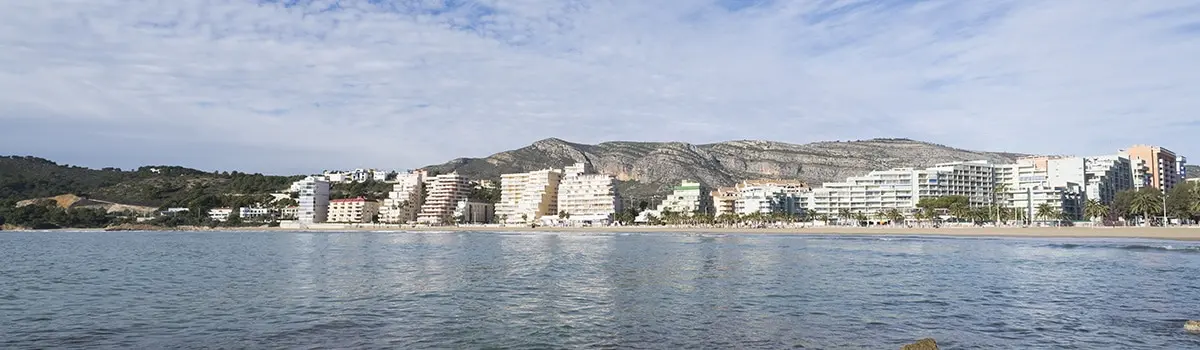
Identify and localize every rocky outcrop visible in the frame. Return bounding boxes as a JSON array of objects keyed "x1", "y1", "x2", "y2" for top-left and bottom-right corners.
[
  {"x1": 901, "y1": 338, "x2": 939, "y2": 350},
  {"x1": 422, "y1": 137, "x2": 1024, "y2": 198},
  {"x1": 1186, "y1": 320, "x2": 1200, "y2": 333}
]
